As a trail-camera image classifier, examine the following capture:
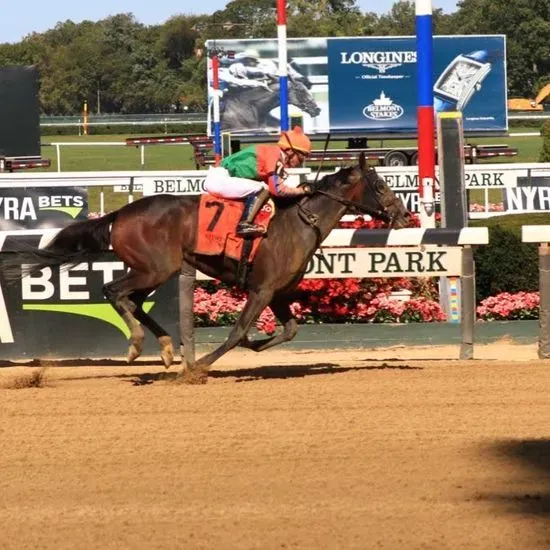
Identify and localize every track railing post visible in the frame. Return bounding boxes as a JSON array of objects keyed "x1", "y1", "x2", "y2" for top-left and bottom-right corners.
[
  {"x1": 521, "y1": 226, "x2": 550, "y2": 359},
  {"x1": 179, "y1": 260, "x2": 196, "y2": 368},
  {"x1": 538, "y1": 243, "x2": 550, "y2": 358},
  {"x1": 460, "y1": 245, "x2": 475, "y2": 360}
]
